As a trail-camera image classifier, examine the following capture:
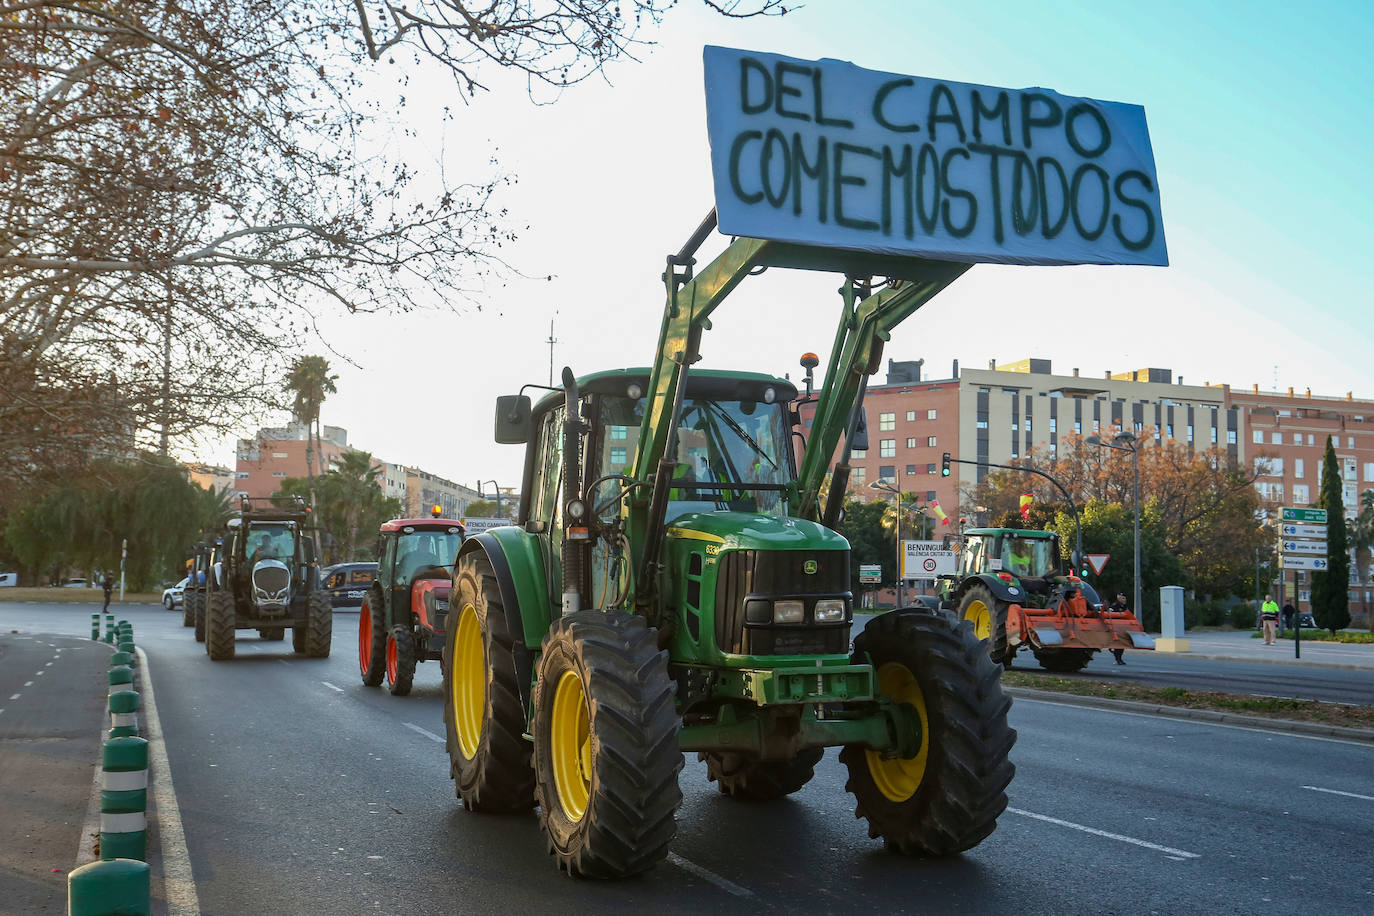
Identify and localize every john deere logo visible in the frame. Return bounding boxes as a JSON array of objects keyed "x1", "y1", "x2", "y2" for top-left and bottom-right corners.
[{"x1": 803, "y1": 560, "x2": 818, "y2": 575}]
